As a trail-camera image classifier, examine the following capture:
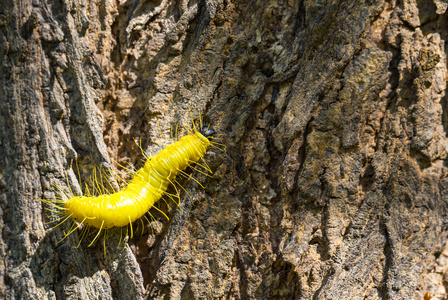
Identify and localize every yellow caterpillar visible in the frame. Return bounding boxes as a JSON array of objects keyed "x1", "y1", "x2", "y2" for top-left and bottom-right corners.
[{"x1": 47, "y1": 124, "x2": 216, "y2": 246}]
